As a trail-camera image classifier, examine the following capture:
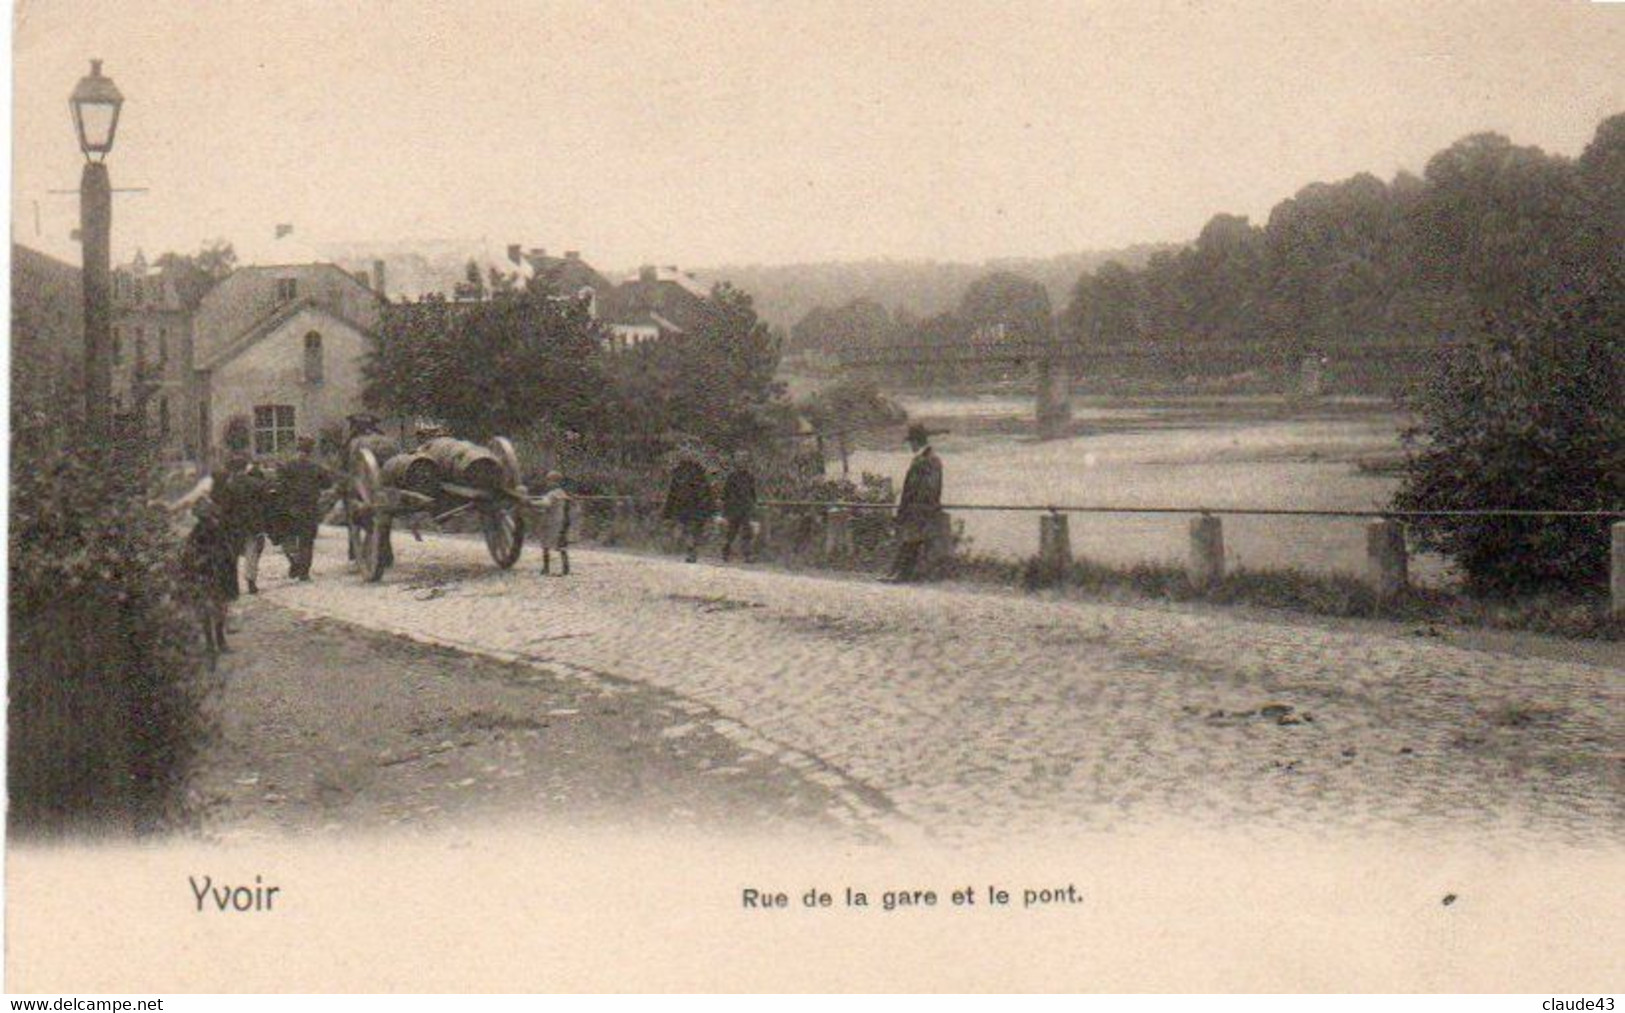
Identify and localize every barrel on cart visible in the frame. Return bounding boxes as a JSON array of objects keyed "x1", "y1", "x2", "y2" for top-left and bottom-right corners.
[{"x1": 346, "y1": 436, "x2": 526, "y2": 582}]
